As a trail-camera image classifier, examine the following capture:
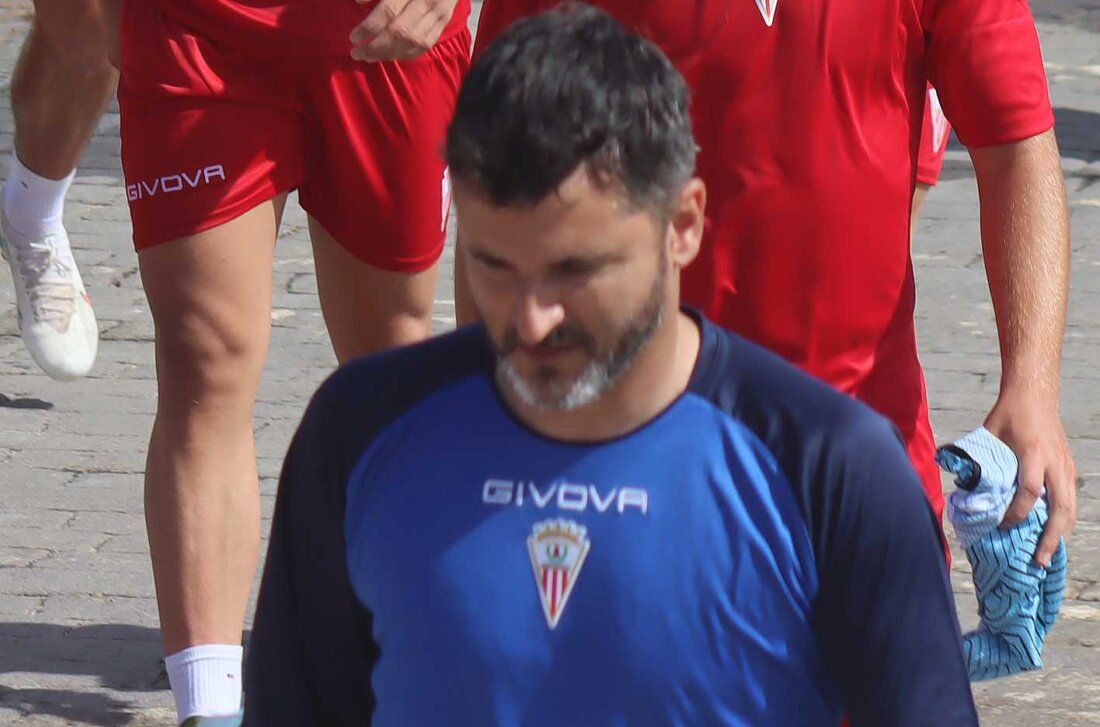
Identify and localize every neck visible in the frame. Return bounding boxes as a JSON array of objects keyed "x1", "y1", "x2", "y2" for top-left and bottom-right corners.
[{"x1": 503, "y1": 309, "x2": 702, "y2": 442}]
